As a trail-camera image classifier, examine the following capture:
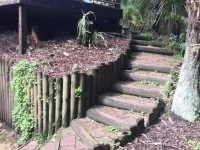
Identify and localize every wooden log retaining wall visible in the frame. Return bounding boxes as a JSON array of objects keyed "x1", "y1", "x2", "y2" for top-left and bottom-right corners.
[{"x1": 0, "y1": 50, "x2": 129, "y2": 136}]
